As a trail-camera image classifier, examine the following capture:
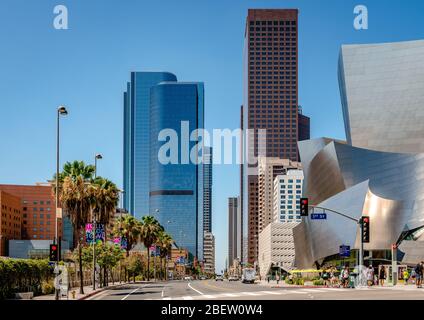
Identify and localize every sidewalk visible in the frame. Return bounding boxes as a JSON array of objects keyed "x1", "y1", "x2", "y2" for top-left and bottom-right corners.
[{"x1": 33, "y1": 282, "x2": 136, "y2": 300}]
